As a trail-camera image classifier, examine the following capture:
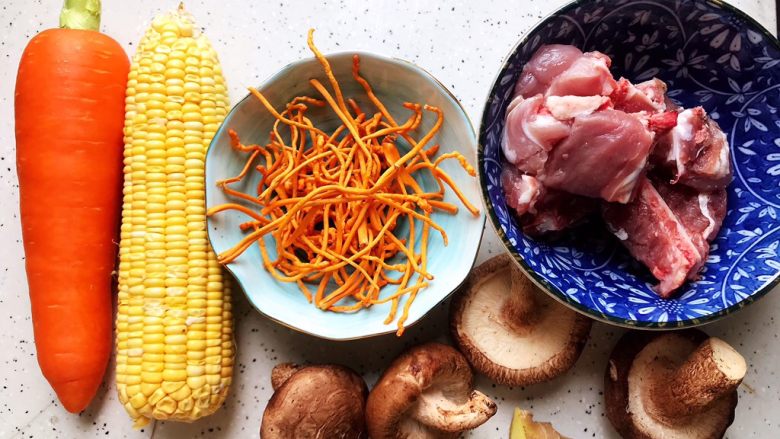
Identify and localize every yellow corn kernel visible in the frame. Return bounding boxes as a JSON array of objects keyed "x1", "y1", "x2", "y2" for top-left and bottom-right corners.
[{"x1": 116, "y1": 5, "x2": 234, "y2": 429}]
